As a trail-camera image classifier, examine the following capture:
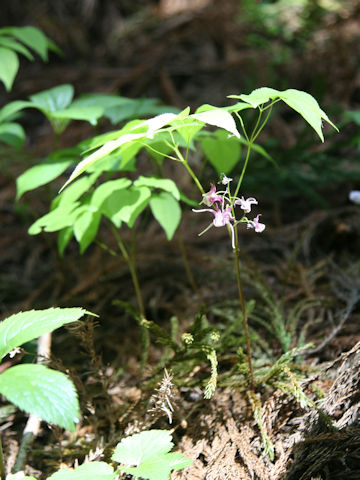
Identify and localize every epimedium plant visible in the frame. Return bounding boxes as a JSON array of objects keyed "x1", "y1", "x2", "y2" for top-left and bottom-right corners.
[
  {"x1": 6, "y1": 61, "x2": 338, "y2": 461},
  {"x1": 14, "y1": 85, "x2": 337, "y2": 393},
  {"x1": 48, "y1": 87, "x2": 337, "y2": 389}
]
